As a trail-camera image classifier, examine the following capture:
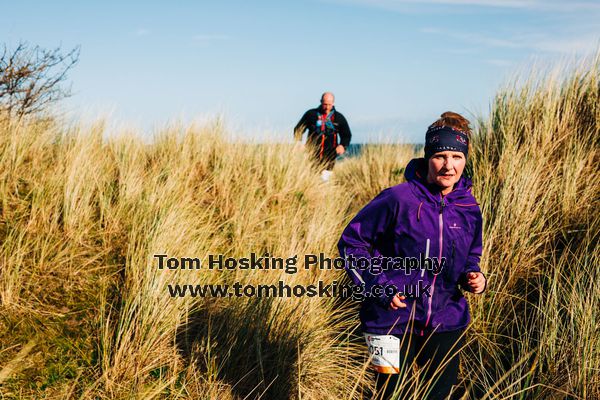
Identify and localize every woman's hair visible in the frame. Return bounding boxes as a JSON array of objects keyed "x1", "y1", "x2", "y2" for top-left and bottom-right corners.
[{"x1": 428, "y1": 111, "x2": 472, "y2": 138}]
